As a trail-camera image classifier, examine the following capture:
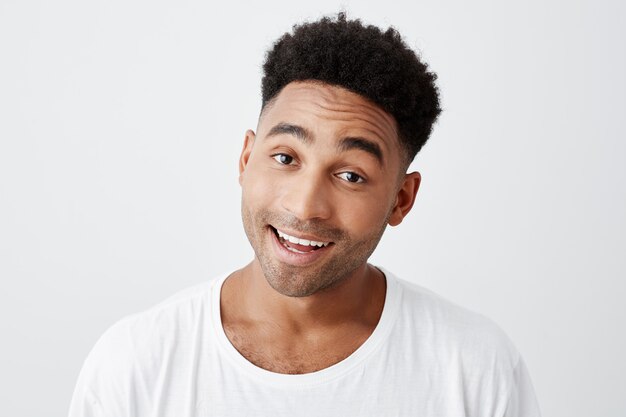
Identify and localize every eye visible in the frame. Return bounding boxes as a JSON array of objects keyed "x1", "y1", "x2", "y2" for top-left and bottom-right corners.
[
  {"x1": 272, "y1": 153, "x2": 295, "y2": 165},
  {"x1": 337, "y1": 171, "x2": 365, "y2": 184}
]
